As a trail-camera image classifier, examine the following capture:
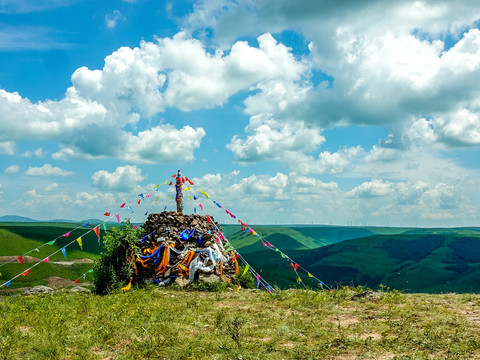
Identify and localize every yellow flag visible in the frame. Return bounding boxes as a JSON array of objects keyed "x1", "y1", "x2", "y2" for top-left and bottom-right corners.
[
  {"x1": 76, "y1": 237, "x2": 83, "y2": 249},
  {"x1": 307, "y1": 272, "x2": 314, "y2": 278},
  {"x1": 168, "y1": 195, "x2": 171, "y2": 200},
  {"x1": 237, "y1": 284, "x2": 241, "y2": 291},
  {"x1": 122, "y1": 280, "x2": 132, "y2": 292},
  {"x1": 252, "y1": 231, "x2": 257, "y2": 236},
  {"x1": 154, "y1": 184, "x2": 159, "y2": 189},
  {"x1": 163, "y1": 180, "x2": 168, "y2": 185},
  {"x1": 189, "y1": 196, "x2": 192, "y2": 200},
  {"x1": 297, "y1": 277, "x2": 302, "y2": 283},
  {"x1": 204, "y1": 191, "x2": 209, "y2": 198},
  {"x1": 184, "y1": 186, "x2": 190, "y2": 191},
  {"x1": 155, "y1": 196, "x2": 159, "y2": 202}
]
